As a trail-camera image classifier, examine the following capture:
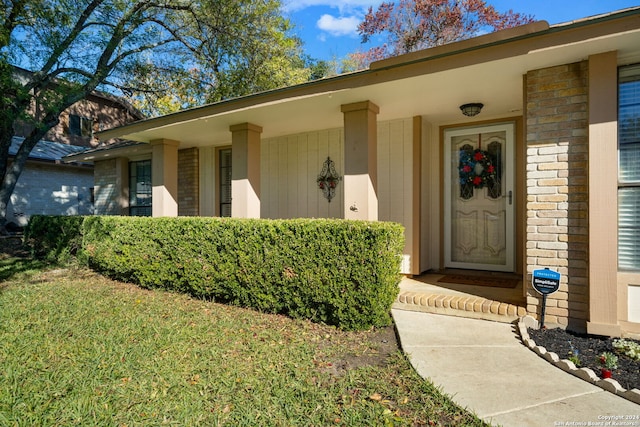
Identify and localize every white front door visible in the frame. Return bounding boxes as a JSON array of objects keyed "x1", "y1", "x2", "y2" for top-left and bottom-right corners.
[{"x1": 444, "y1": 123, "x2": 515, "y2": 272}]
